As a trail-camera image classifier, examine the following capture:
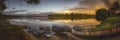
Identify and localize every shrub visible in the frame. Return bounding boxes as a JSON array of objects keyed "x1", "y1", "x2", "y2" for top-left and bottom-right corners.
[{"x1": 95, "y1": 9, "x2": 110, "y2": 21}]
